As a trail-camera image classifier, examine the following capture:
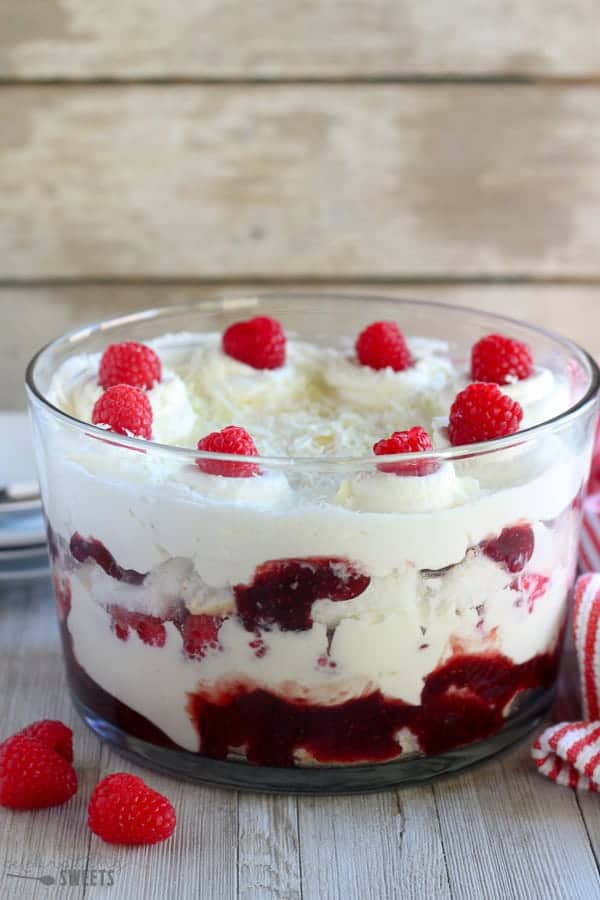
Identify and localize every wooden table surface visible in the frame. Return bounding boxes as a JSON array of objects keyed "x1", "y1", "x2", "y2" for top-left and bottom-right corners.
[{"x1": 0, "y1": 579, "x2": 598, "y2": 900}]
